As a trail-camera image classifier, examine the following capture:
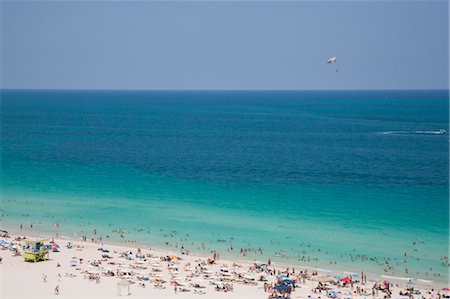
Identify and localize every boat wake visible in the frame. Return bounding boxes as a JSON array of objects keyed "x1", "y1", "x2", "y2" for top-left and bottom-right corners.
[{"x1": 378, "y1": 129, "x2": 447, "y2": 136}]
